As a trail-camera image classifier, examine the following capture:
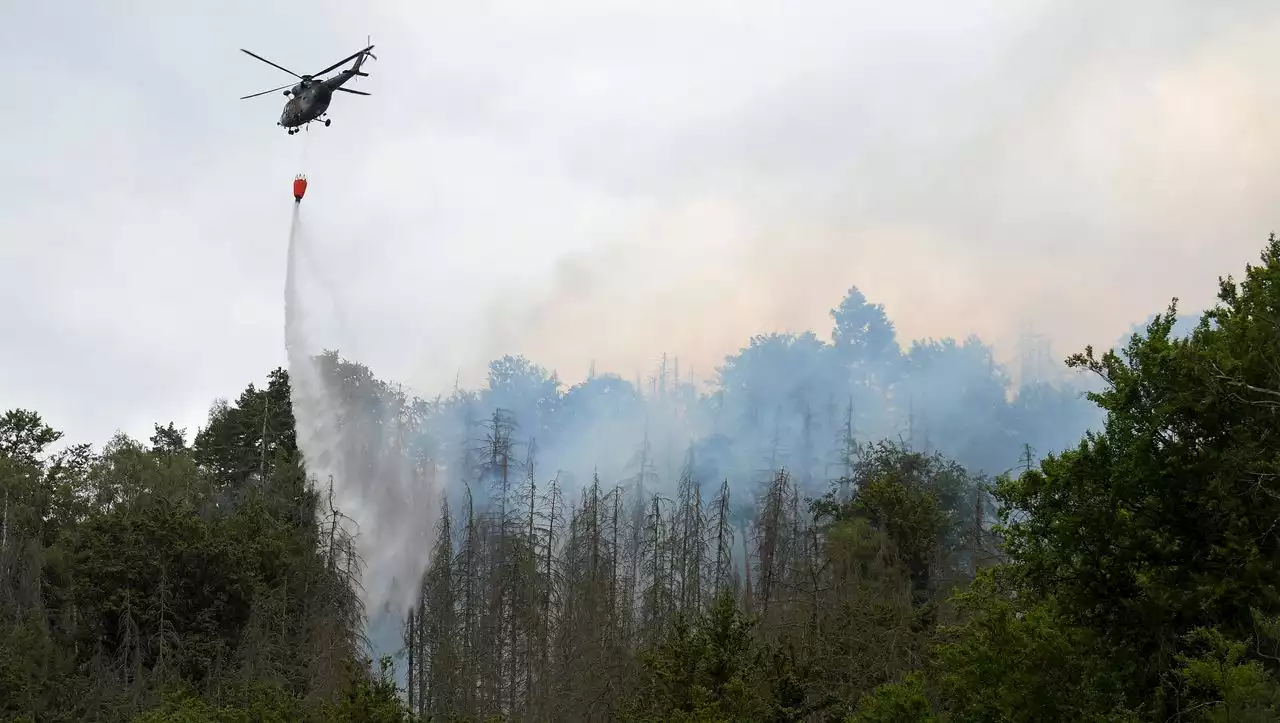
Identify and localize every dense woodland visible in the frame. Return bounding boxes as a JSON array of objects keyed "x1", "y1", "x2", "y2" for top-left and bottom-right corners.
[
  {"x1": 0, "y1": 369, "x2": 405, "y2": 721},
  {"x1": 8, "y1": 236, "x2": 1280, "y2": 720}
]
